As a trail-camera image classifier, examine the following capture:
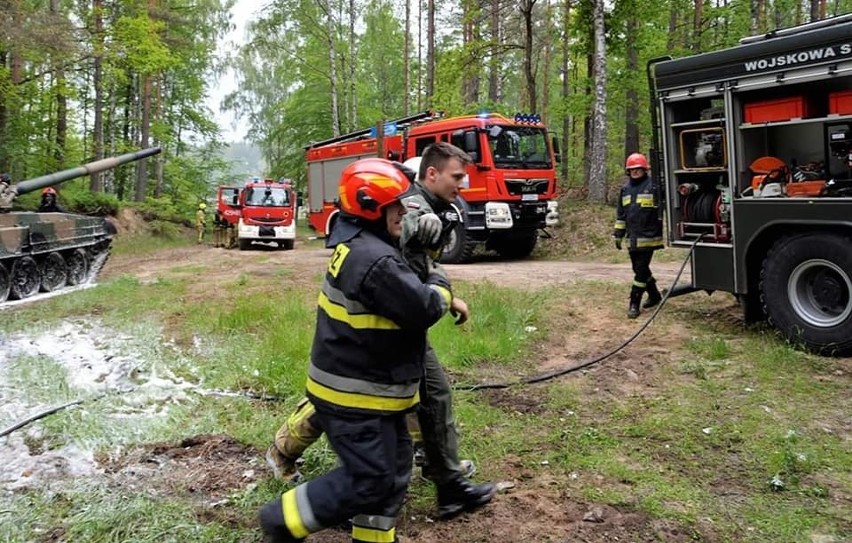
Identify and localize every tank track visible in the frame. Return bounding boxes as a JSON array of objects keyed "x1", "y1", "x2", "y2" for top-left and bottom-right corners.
[{"x1": 0, "y1": 242, "x2": 112, "y2": 306}]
